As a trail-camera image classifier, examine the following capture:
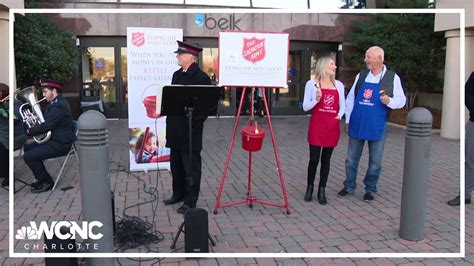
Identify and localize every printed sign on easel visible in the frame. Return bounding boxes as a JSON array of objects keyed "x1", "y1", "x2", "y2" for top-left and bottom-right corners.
[{"x1": 218, "y1": 31, "x2": 289, "y2": 87}]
